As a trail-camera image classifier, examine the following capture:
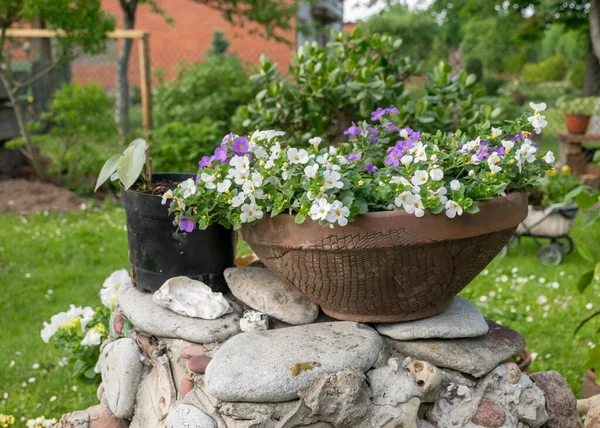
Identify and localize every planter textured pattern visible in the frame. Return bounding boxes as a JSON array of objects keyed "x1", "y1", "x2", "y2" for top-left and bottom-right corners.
[{"x1": 242, "y1": 193, "x2": 527, "y2": 322}]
